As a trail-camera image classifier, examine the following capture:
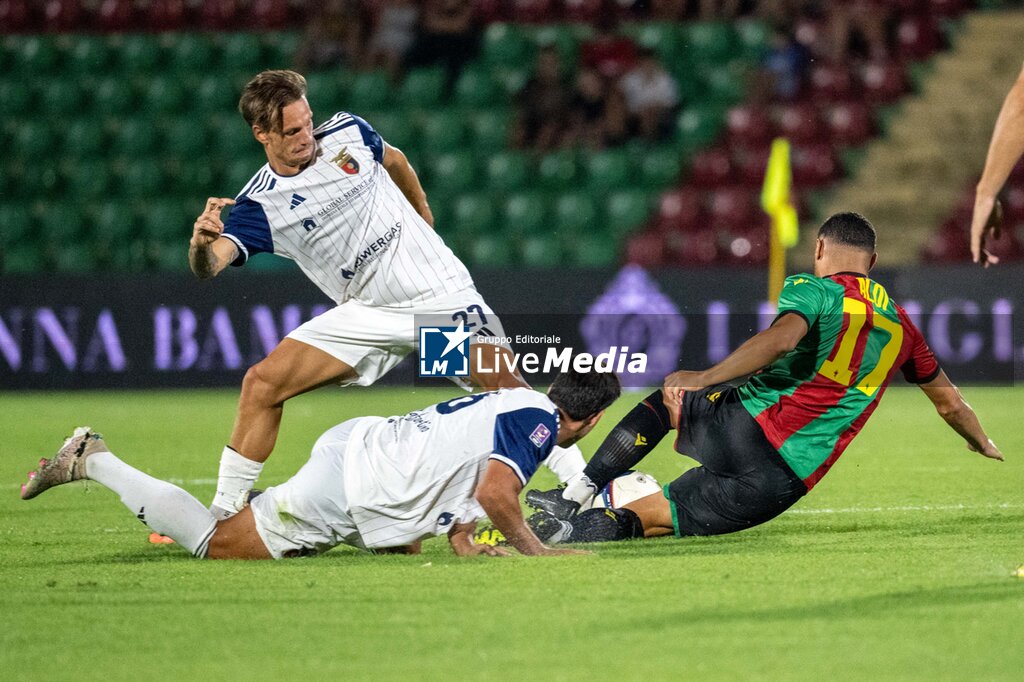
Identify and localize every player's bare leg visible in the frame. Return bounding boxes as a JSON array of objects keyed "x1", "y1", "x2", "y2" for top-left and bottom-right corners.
[
  {"x1": 231, "y1": 338, "x2": 358, "y2": 462},
  {"x1": 207, "y1": 506, "x2": 272, "y2": 560},
  {"x1": 468, "y1": 343, "x2": 529, "y2": 390},
  {"x1": 623, "y1": 492, "x2": 675, "y2": 538}
]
